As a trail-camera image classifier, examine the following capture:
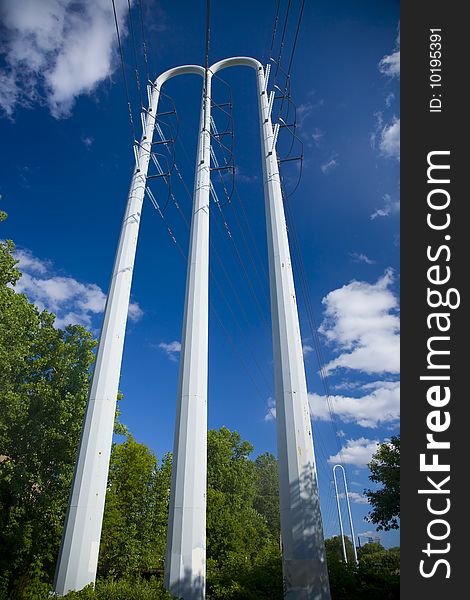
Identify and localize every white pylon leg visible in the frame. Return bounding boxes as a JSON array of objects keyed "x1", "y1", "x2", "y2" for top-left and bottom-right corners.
[
  {"x1": 256, "y1": 64, "x2": 331, "y2": 600},
  {"x1": 333, "y1": 465, "x2": 348, "y2": 563},
  {"x1": 164, "y1": 73, "x2": 212, "y2": 600},
  {"x1": 54, "y1": 86, "x2": 161, "y2": 595},
  {"x1": 333, "y1": 464, "x2": 358, "y2": 564}
]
